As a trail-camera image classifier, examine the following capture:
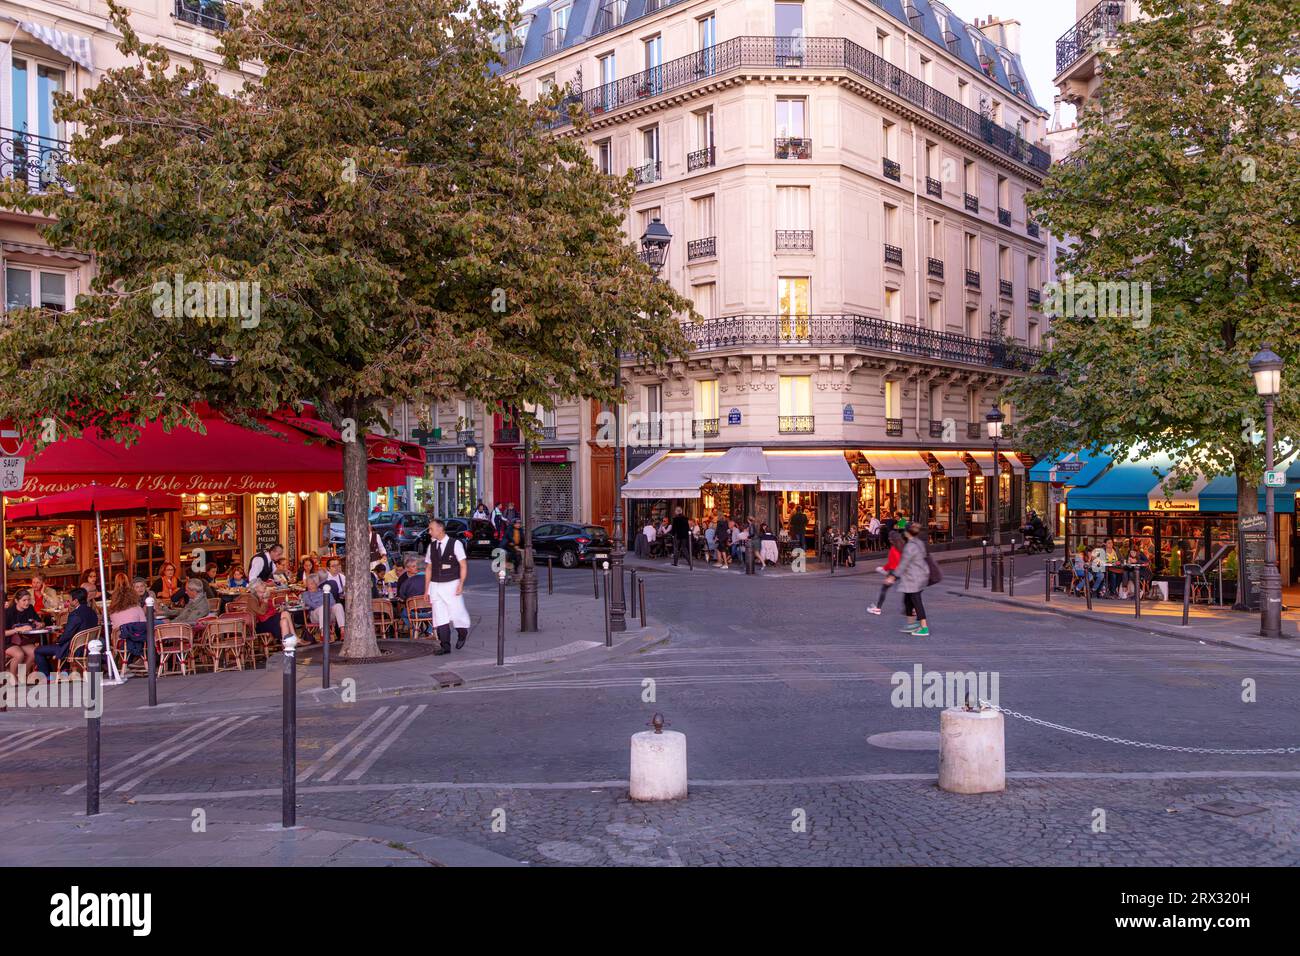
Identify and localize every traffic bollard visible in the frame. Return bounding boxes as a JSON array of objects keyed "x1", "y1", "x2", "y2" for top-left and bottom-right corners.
[
  {"x1": 1045, "y1": 559, "x2": 1054, "y2": 603},
  {"x1": 282, "y1": 633, "x2": 297, "y2": 828},
  {"x1": 1181, "y1": 571, "x2": 1191, "y2": 626},
  {"x1": 593, "y1": 561, "x2": 599, "y2": 599},
  {"x1": 629, "y1": 569, "x2": 639, "y2": 617},
  {"x1": 497, "y1": 569, "x2": 506, "y2": 666},
  {"x1": 86, "y1": 639, "x2": 103, "y2": 816},
  {"x1": 965, "y1": 555, "x2": 972, "y2": 590},
  {"x1": 321, "y1": 588, "x2": 332, "y2": 689},
  {"x1": 547, "y1": 557, "x2": 553, "y2": 595},
  {"x1": 1084, "y1": 572, "x2": 1093, "y2": 611},
  {"x1": 981, "y1": 540, "x2": 988, "y2": 588},
  {"x1": 144, "y1": 594, "x2": 158, "y2": 707},
  {"x1": 1133, "y1": 564, "x2": 1141, "y2": 619},
  {"x1": 1008, "y1": 554, "x2": 1015, "y2": 597},
  {"x1": 639, "y1": 577, "x2": 647, "y2": 628},
  {"x1": 602, "y1": 567, "x2": 612, "y2": 648}
]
